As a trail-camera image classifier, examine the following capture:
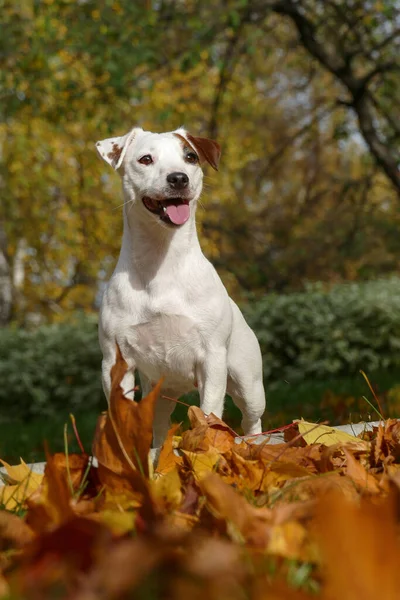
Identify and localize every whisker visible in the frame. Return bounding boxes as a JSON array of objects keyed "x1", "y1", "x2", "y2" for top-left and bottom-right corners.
[{"x1": 113, "y1": 199, "x2": 135, "y2": 212}]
